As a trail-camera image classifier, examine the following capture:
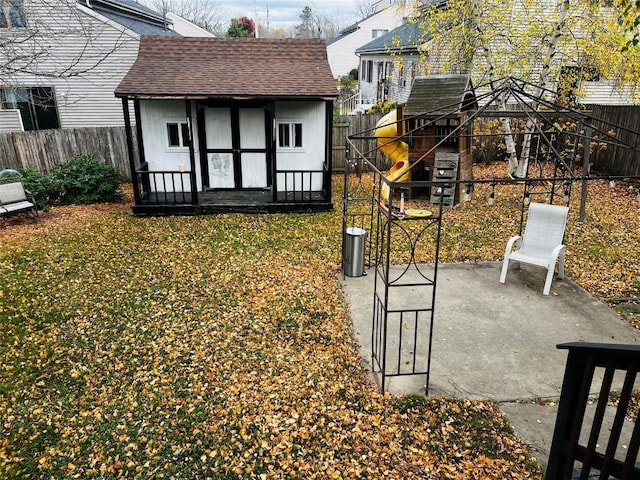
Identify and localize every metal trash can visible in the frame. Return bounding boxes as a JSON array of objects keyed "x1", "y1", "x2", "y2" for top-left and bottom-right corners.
[{"x1": 343, "y1": 227, "x2": 366, "y2": 277}]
